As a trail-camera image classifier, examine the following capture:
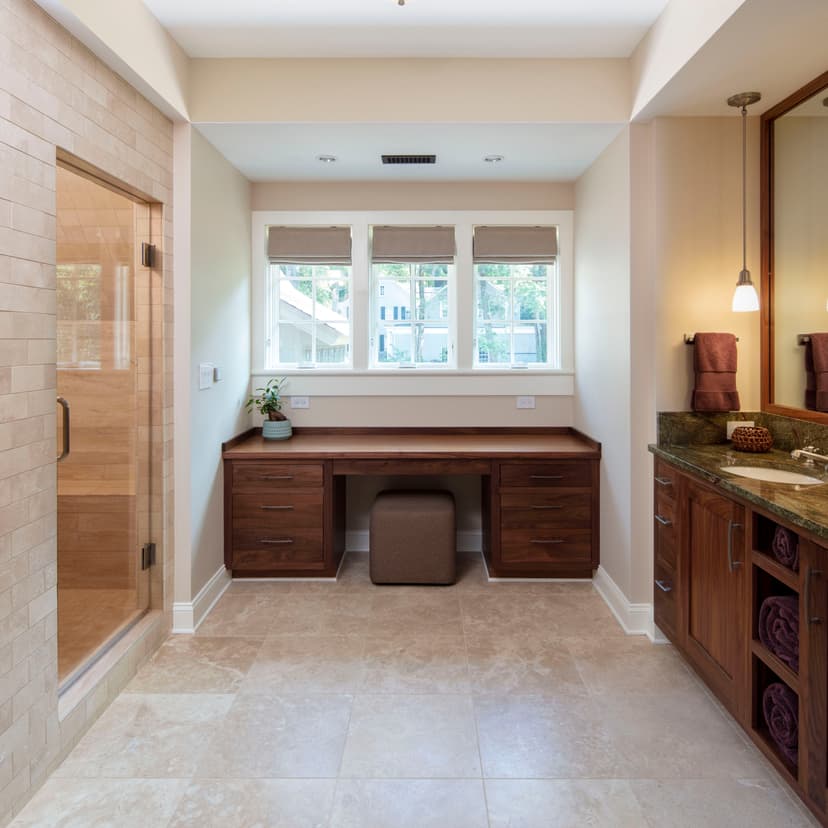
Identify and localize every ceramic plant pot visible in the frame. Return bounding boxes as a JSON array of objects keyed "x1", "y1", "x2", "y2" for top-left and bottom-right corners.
[{"x1": 262, "y1": 418, "x2": 292, "y2": 440}]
